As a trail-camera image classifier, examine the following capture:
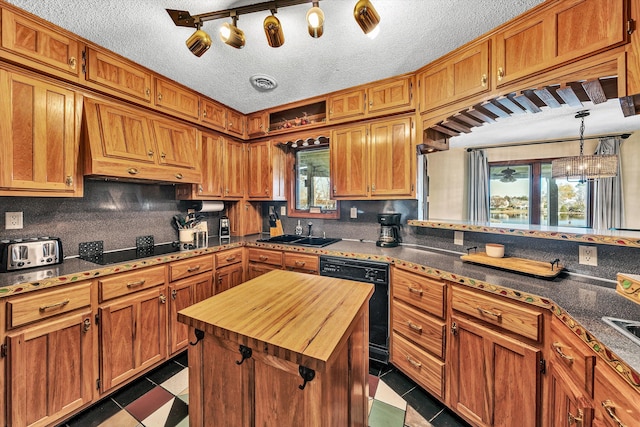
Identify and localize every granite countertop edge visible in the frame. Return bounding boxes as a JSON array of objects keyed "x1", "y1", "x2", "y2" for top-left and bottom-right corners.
[{"x1": 1, "y1": 235, "x2": 639, "y2": 388}]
